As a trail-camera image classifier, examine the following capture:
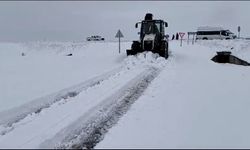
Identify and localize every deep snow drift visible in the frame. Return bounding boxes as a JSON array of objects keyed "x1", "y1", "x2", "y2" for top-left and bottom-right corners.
[{"x1": 1, "y1": 39, "x2": 250, "y2": 148}]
